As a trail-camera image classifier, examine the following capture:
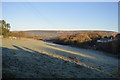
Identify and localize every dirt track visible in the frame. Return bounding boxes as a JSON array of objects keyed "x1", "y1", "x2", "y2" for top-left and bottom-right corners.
[{"x1": 1, "y1": 38, "x2": 120, "y2": 78}]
